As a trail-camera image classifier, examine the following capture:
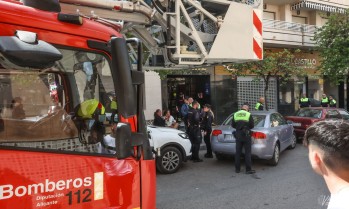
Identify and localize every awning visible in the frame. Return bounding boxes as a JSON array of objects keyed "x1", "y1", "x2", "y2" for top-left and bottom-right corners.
[{"x1": 291, "y1": 0, "x2": 346, "y2": 14}]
